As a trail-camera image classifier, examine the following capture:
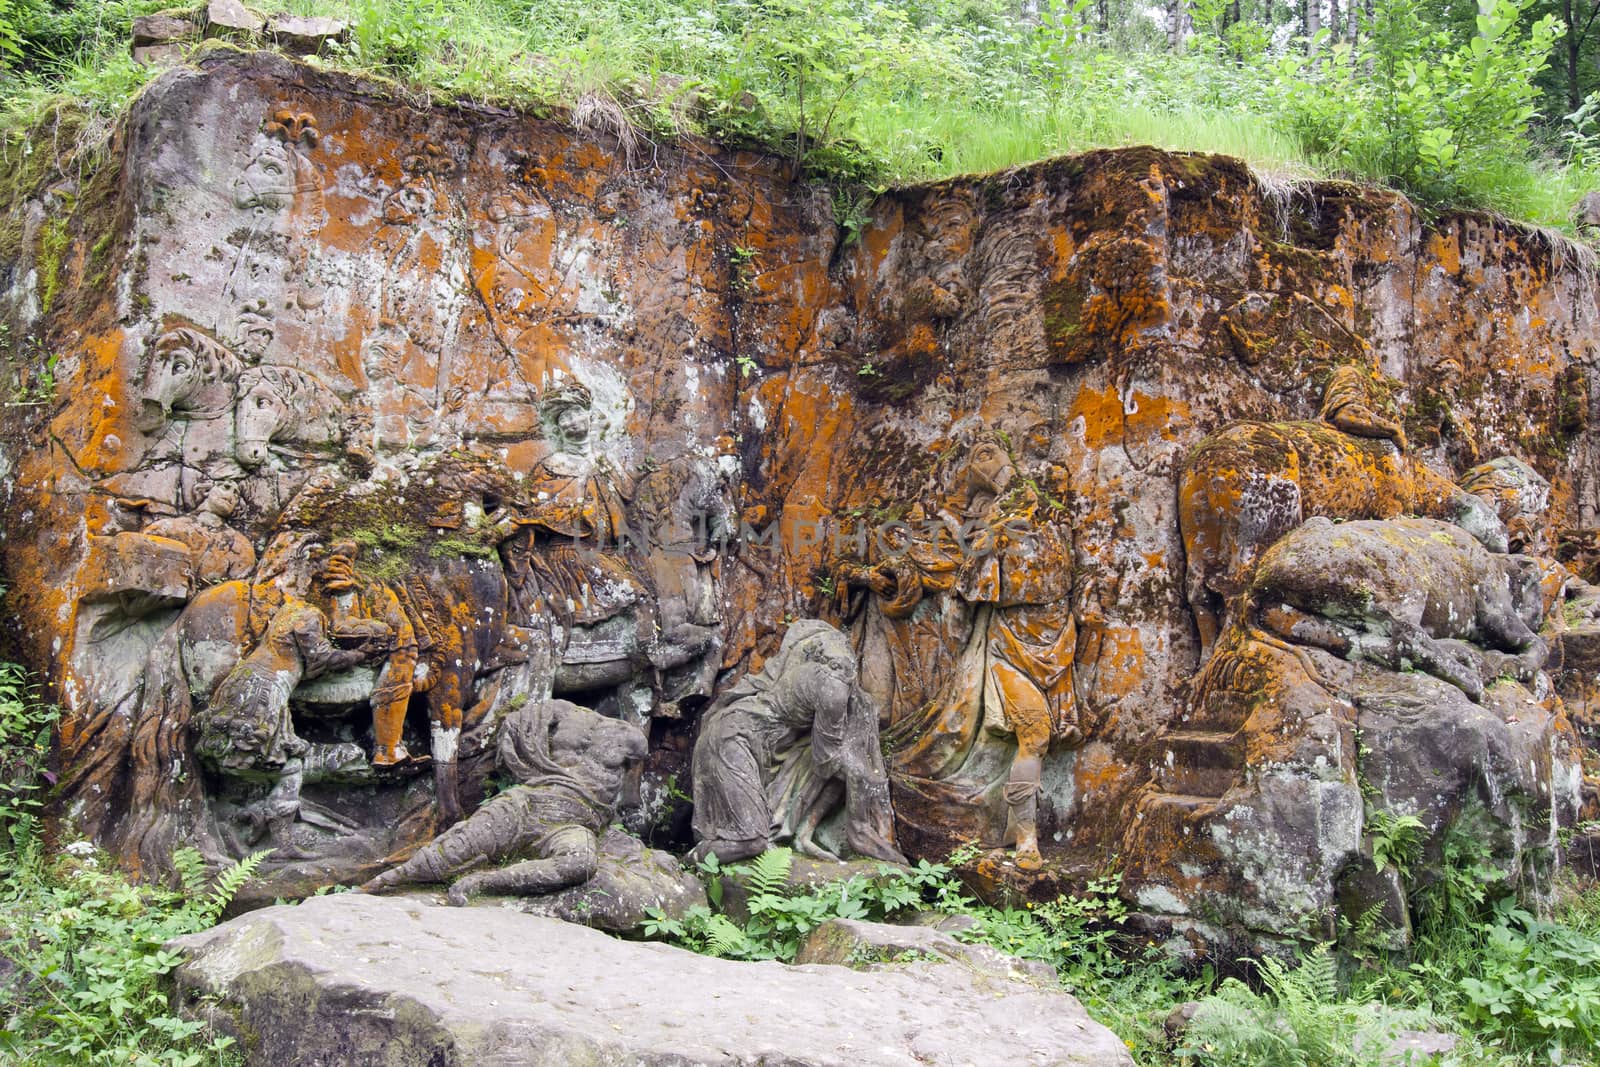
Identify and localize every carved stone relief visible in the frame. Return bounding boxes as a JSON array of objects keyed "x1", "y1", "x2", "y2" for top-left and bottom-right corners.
[{"x1": 12, "y1": 59, "x2": 1597, "y2": 950}]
